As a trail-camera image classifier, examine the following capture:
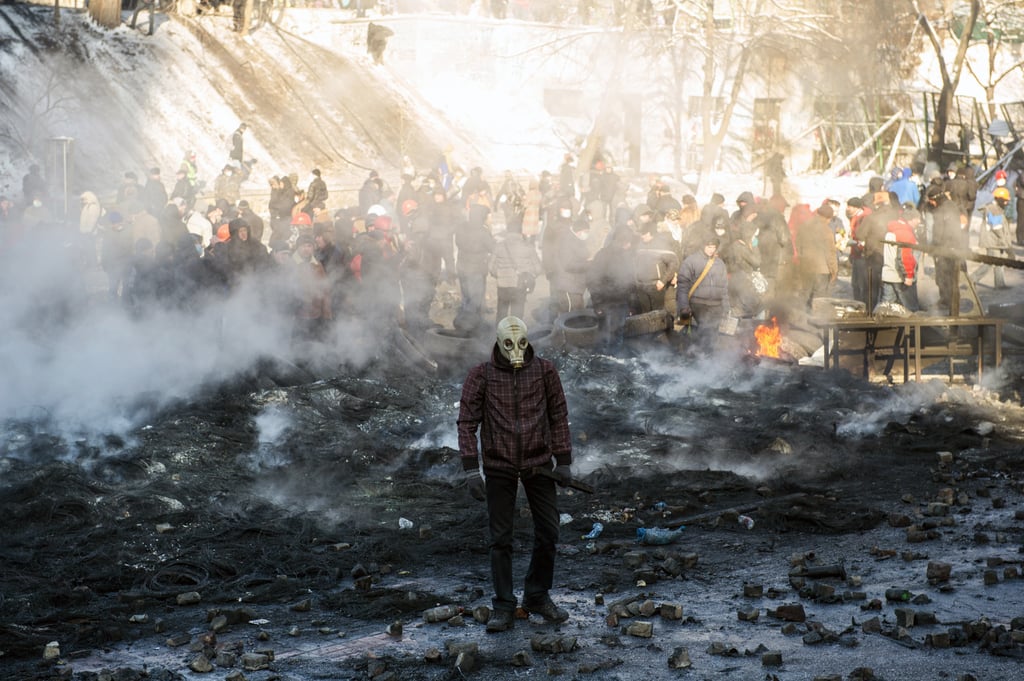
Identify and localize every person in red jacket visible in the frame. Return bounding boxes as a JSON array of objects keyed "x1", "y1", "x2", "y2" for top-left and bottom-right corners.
[
  {"x1": 457, "y1": 316, "x2": 573, "y2": 633},
  {"x1": 877, "y1": 208, "x2": 920, "y2": 312}
]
